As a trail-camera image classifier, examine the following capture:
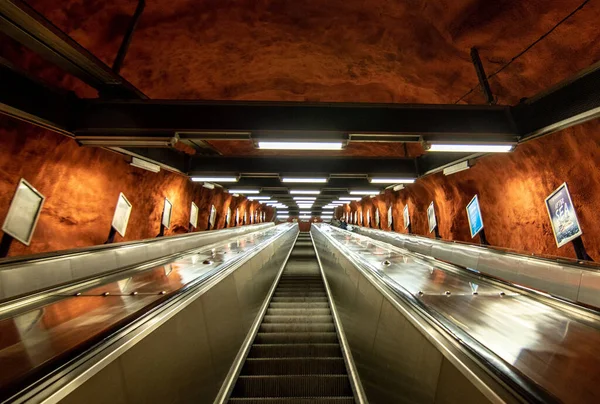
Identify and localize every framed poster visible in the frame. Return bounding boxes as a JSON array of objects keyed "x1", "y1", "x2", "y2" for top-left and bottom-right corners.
[
  {"x1": 466, "y1": 195, "x2": 484, "y2": 238},
  {"x1": 1, "y1": 179, "x2": 45, "y2": 245},
  {"x1": 226, "y1": 207, "x2": 232, "y2": 226},
  {"x1": 244, "y1": 211, "x2": 248, "y2": 225},
  {"x1": 190, "y1": 202, "x2": 199, "y2": 228},
  {"x1": 375, "y1": 209, "x2": 380, "y2": 228},
  {"x1": 262, "y1": 211, "x2": 265, "y2": 222},
  {"x1": 162, "y1": 198, "x2": 172, "y2": 229},
  {"x1": 545, "y1": 183, "x2": 583, "y2": 248},
  {"x1": 209, "y1": 204, "x2": 216, "y2": 228},
  {"x1": 427, "y1": 202, "x2": 437, "y2": 233},
  {"x1": 403, "y1": 205, "x2": 410, "y2": 229},
  {"x1": 367, "y1": 210, "x2": 371, "y2": 227},
  {"x1": 112, "y1": 193, "x2": 132, "y2": 237},
  {"x1": 236, "y1": 208, "x2": 240, "y2": 226},
  {"x1": 387, "y1": 206, "x2": 392, "y2": 228},
  {"x1": 359, "y1": 211, "x2": 363, "y2": 226}
]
